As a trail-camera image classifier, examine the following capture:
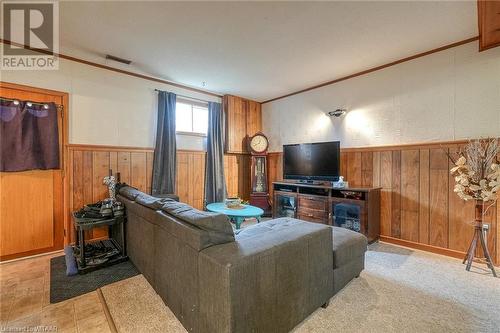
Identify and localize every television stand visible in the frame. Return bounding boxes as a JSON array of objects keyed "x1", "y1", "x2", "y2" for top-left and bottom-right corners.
[
  {"x1": 272, "y1": 181, "x2": 381, "y2": 243},
  {"x1": 282, "y1": 179, "x2": 332, "y2": 186},
  {"x1": 299, "y1": 180, "x2": 329, "y2": 185}
]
